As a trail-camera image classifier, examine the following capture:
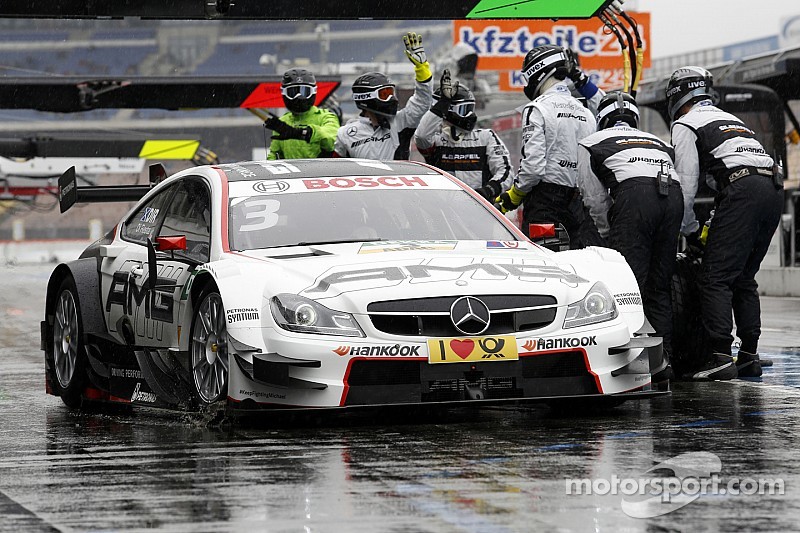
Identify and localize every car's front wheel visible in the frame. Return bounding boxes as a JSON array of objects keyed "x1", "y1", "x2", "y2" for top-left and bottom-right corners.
[
  {"x1": 190, "y1": 288, "x2": 229, "y2": 406},
  {"x1": 49, "y1": 277, "x2": 87, "y2": 408}
]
